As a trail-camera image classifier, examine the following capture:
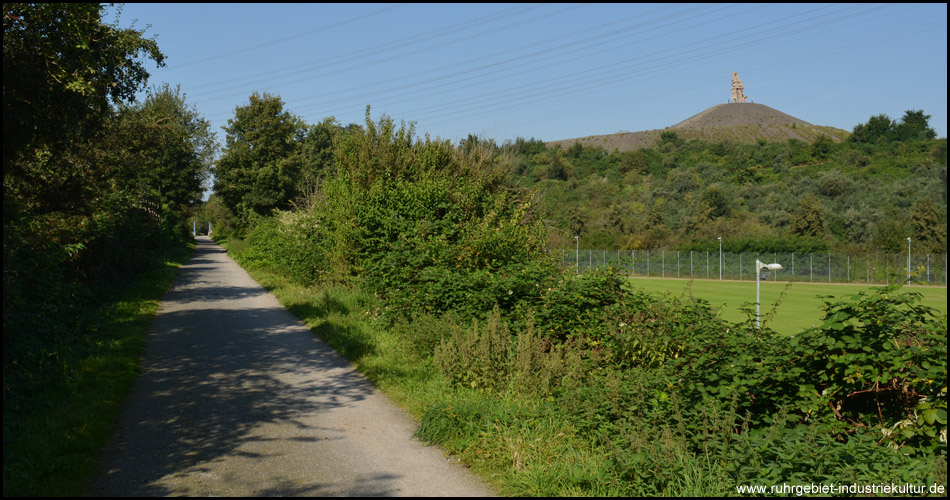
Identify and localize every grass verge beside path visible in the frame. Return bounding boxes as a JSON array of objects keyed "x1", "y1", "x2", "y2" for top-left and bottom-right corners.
[
  {"x1": 219, "y1": 237, "x2": 738, "y2": 496},
  {"x1": 221, "y1": 234, "x2": 947, "y2": 495},
  {"x1": 2, "y1": 242, "x2": 193, "y2": 497}
]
